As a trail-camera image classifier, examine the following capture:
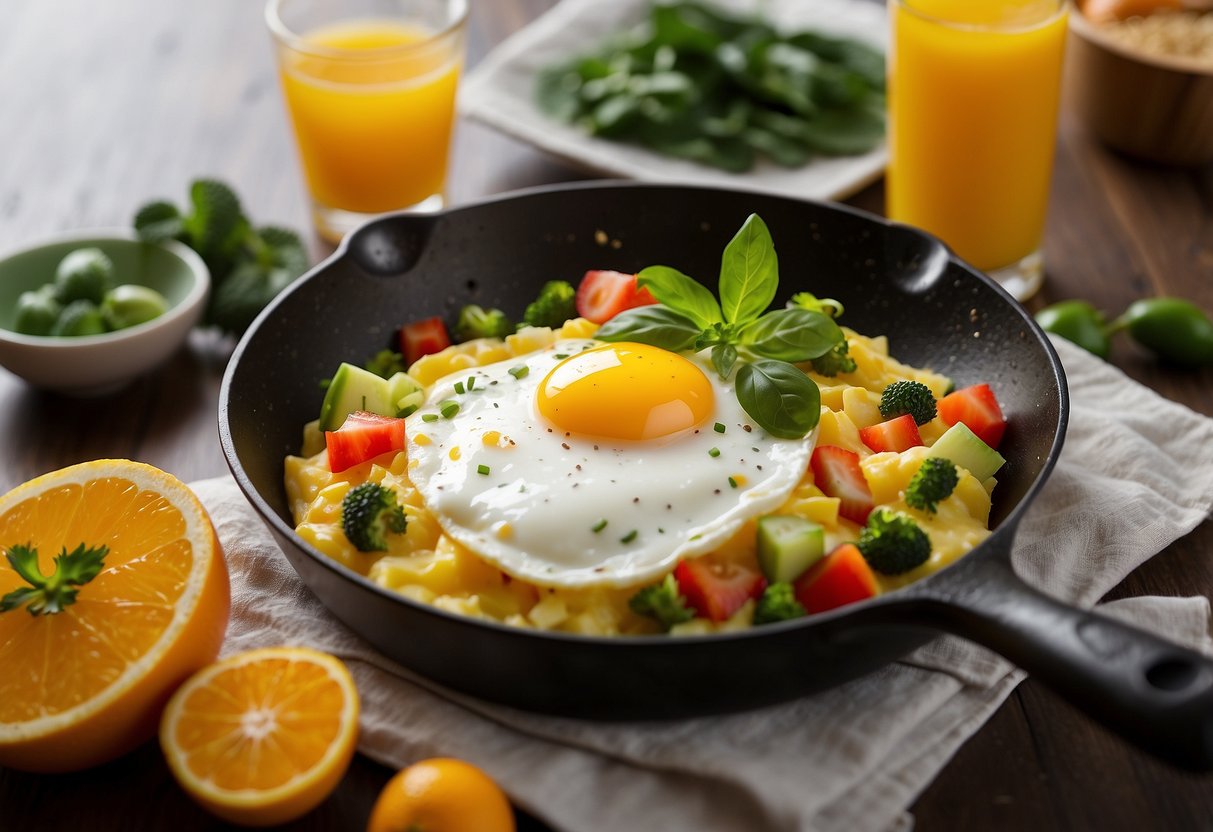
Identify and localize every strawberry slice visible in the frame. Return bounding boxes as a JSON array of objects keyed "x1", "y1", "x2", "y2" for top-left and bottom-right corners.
[
  {"x1": 858, "y1": 414, "x2": 924, "y2": 454},
  {"x1": 325, "y1": 411, "x2": 405, "y2": 473},
  {"x1": 674, "y1": 559, "x2": 767, "y2": 623},
  {"x1": 810, "y1": 445, "x2": 874, "y2": 524},
  {"x1": 938, "y1": 383, "x2": 1006, "y2": 448},
  {"x1": 399, "y1": 316, "x2": 451, "y2": 366},
  {"x1": 794, "y1": 543, "x2": 879, "y2": 614},
  {"x1": 574, "y1": 270, "x2": 657, "y2": 323}
]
